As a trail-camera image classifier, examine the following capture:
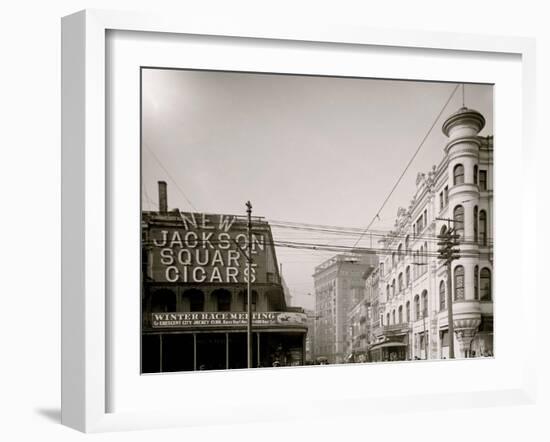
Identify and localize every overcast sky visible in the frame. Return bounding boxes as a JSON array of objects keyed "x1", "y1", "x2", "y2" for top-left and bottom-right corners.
[{"x1": 141, "y1": 68, "x2": 493, "y2": 310}]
